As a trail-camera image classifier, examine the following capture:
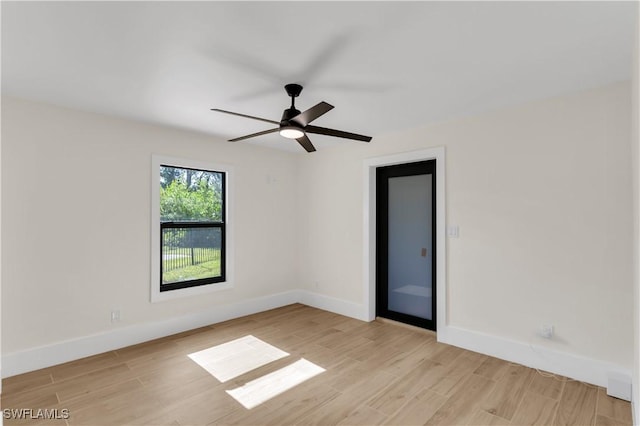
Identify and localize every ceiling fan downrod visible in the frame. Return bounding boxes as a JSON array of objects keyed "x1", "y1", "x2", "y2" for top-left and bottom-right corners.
[
  {"x1": 282, "y1": 84, "x2": 303, "y2": 123},
  {"x1": 284, "y1": 83, "x2": 303, "y2": 108}
]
